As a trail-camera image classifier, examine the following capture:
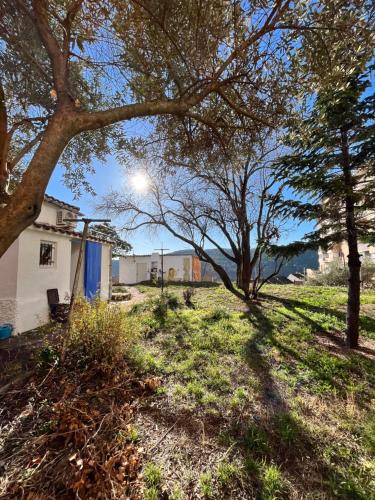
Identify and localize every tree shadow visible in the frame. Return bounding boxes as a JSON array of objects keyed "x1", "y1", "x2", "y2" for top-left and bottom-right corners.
[{"x1": 260, "y1": 292, "x2": 375, "y2": 355}]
